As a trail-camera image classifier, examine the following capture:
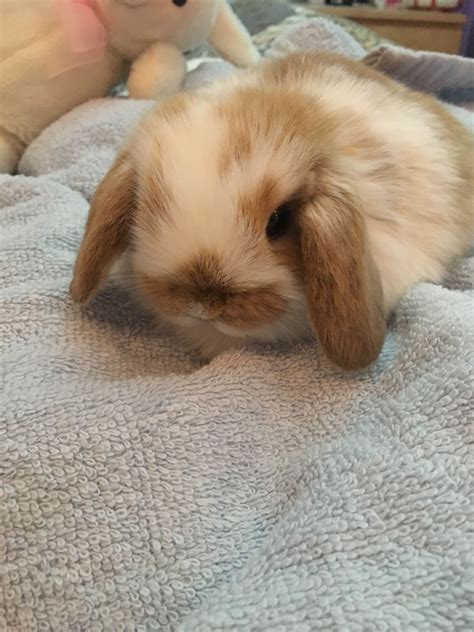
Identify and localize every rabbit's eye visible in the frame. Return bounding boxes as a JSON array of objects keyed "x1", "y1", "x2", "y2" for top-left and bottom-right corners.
[
  {"x1": 172, "y1": 0, "x2": 187, "y2": 6},
  {"x1": 266, "y1": 202, "x2": 294, "y2": 239}
]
